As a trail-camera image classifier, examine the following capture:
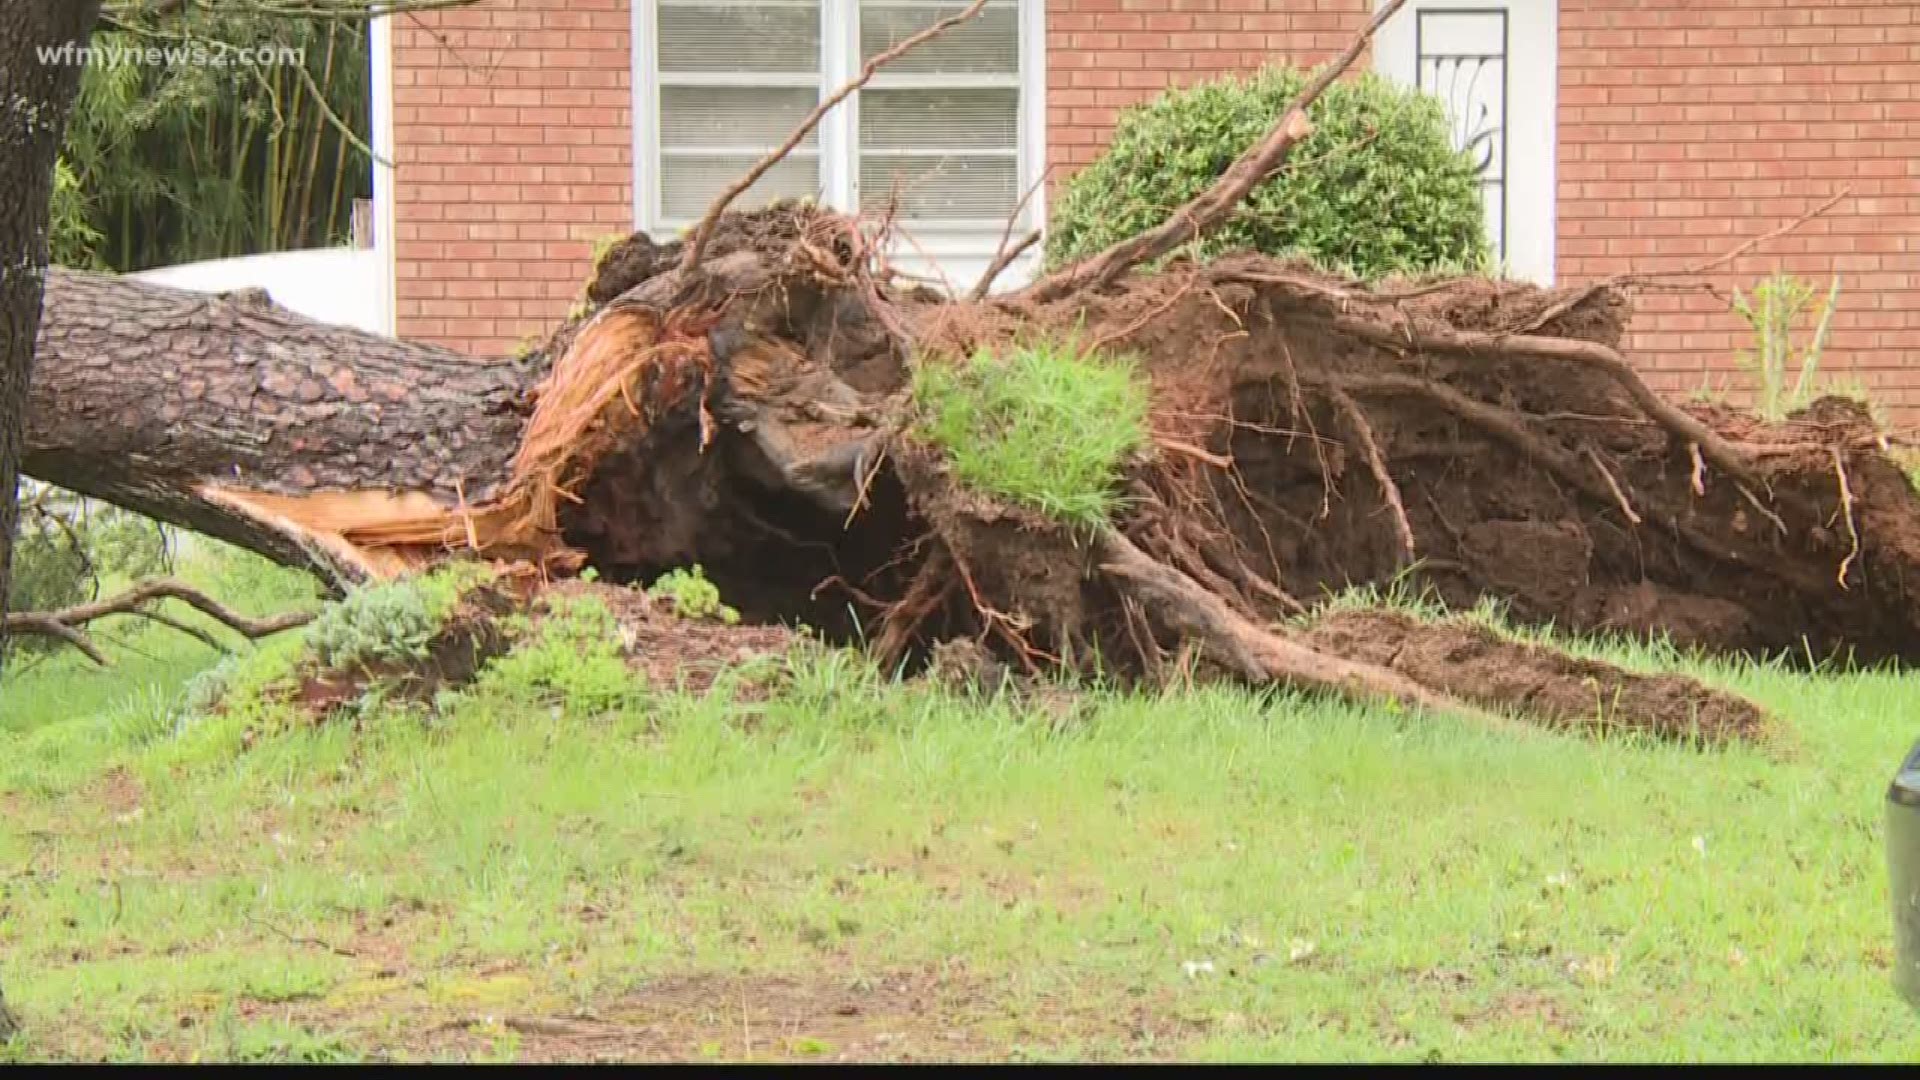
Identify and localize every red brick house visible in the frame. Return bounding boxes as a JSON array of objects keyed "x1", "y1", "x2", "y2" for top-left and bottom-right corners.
[{"x1": 369, "y1": 0, "x2": 1920, "y2": 408}]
